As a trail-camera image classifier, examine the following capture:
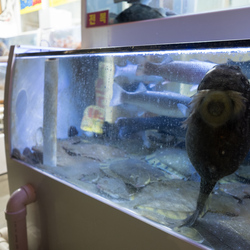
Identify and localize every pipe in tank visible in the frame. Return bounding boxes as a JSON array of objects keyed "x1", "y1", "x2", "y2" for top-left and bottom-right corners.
[{"x1": 43, "y1": 58, "x2": 58, "y2": 167}]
